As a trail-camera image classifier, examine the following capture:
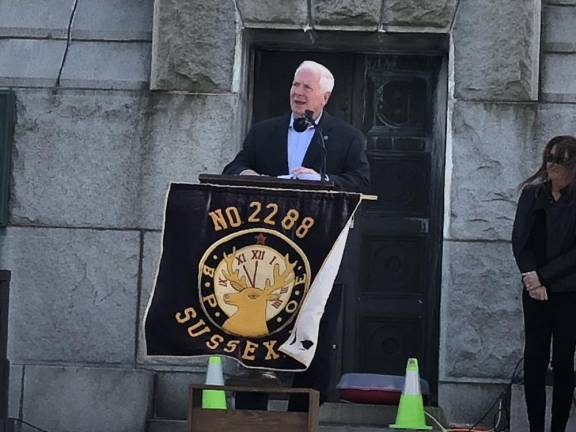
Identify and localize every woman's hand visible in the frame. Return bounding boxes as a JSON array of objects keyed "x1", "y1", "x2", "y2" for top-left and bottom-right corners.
[
  {"x1": 527, "y1": 285, "x2": 548, "y2": 301},
  {"x1": 522, "y1": 271, "x2": 542, "y2": 290},
  {"x1": 522, "y1": 271, "x2": 548, "y2": 301}
]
